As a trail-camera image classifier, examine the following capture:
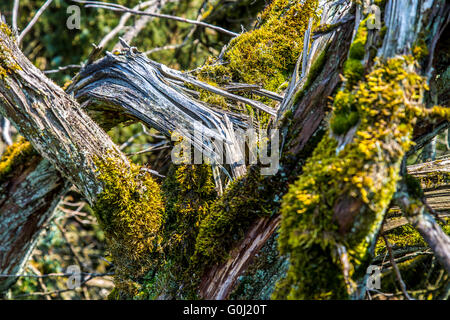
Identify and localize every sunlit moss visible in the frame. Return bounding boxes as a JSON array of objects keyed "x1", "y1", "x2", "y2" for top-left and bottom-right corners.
[
  {"x1": 0, "y1": 23, "x2": 21, "y2": 79},
  {"x1": 275, "y1": 55, "x2": 441, "y2": 299},
  {"x1": 223, "y1": 0, "x2": 318, "y2": 90},
  {"x1": 194, "y1": 0, "x2": 319, "y2": 117},
  {"x1": 0, "y1": 138, "x2": 36, "y2": 184},
  {"x1": 92, "y1": 156, "x2": 164, "y2": 298},
  {"x1": 375, "y1": 224, "x2": 426, "y2": 256},
  {"x1": 416, "y1": 171, "x2": 450, "y2": 190}
]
